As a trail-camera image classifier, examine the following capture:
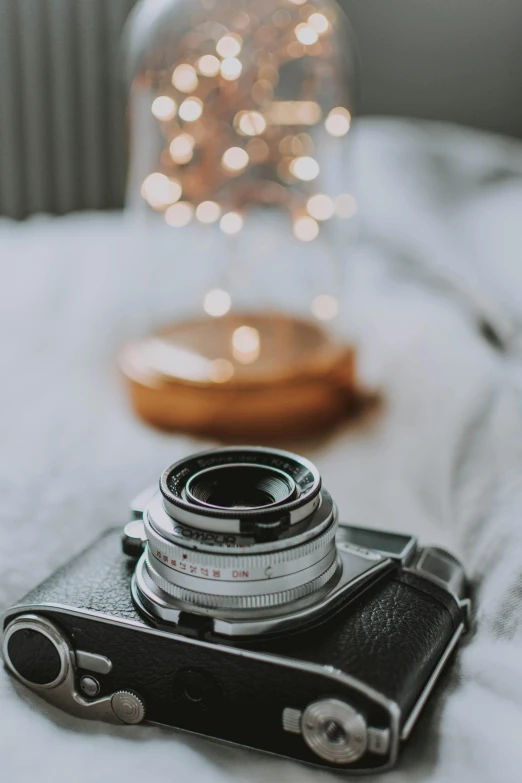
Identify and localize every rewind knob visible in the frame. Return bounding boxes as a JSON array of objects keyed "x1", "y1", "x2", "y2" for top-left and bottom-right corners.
[{"x1": 111, "y1": 691, "x2": 146, "y2": 724}]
